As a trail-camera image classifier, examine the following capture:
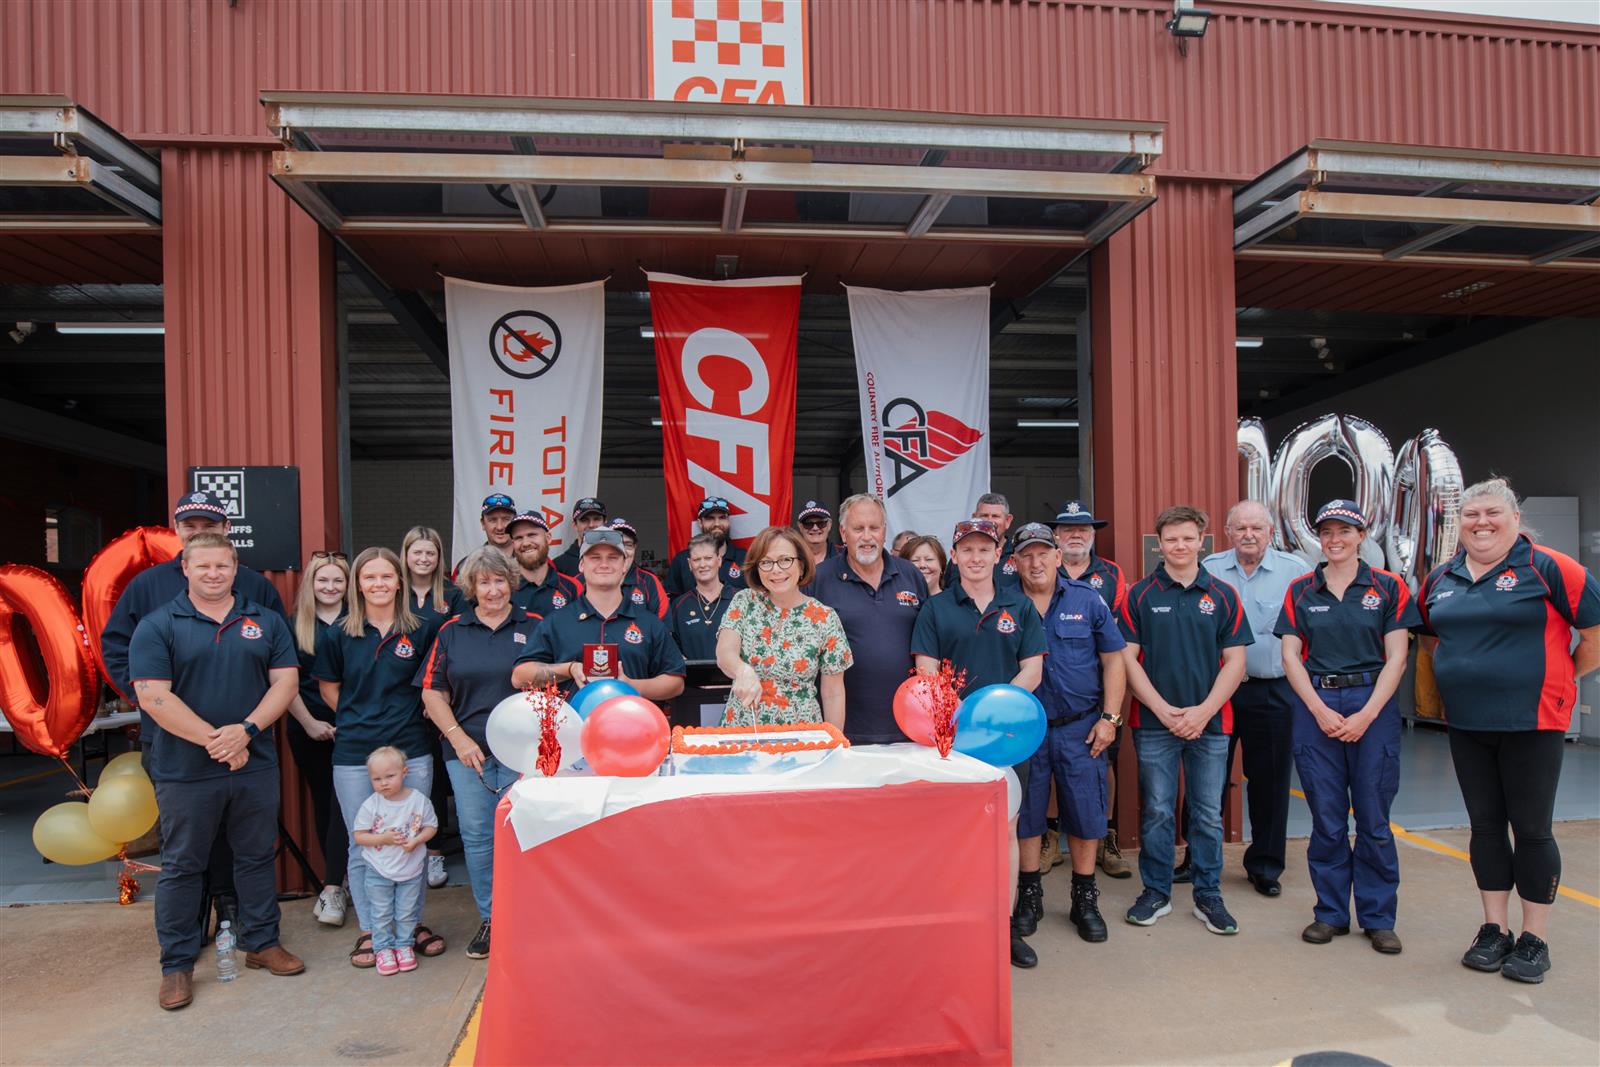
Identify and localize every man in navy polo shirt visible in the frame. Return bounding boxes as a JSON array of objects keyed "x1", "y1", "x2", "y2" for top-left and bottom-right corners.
[
  {"x1": 912, "y1": 517, "x2": 1045, "y2": 969},
  {"x1": 552, "y1": 497, "x2": 608, "y2": 578},
  {"x1": 665, "y1": 496, "x2": 748, "y2": 598},
  {"x1": 512, "y1": 528, "x2": 686, "y2": 699},
  {"x1": 507, "y1": 512, "x2": 582, "y2": 618},
  {"x1": 127, "y1": 533, "x2": 303, "y2": 1010},
  {"x1": 670, "y1": 534, "x2": 736, "y2": 661},
  {"x1": 806, "y1": 494, "x2": 928, "y2": 745},
  {"x1": 1119, "y1": 505, "x2": 1252, "y2": 935},
  {"x1": 610, "y1": 517, "x2": 670, "y2": 620}
]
